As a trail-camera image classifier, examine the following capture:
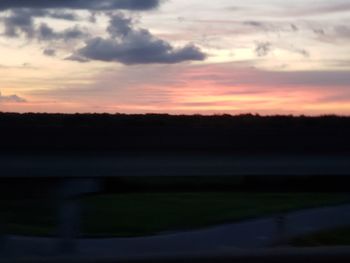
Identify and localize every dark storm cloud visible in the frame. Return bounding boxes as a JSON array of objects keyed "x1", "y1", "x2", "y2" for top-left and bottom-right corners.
[
  {"x1": 0, "y1": 92, "x2": 26, "y2": 103},
  {"x1": 38, "y1": 23, "x2": 87, "y2": 41},
  {"x1": 107, "y1": 14, "x2": 133, "y2": 37},
  {"x1": 70, "y1": 13, "x2": 206, "y2": 65},
  {"x1": 76, "y1": 38, "x2": 206, "y2": 64},
  {"x1": 0, "y1": 1, "x2": 163, "y2": 44},
  {"x1": 1, "y1": 2, "x2": 205, "y2": 66},
  {"x1": 0, "y1": 0, "x2": 161, "y2": 11},
  {"x1": 1, "y1": 9, "x2": 88, "y2": 42},
  {"x1": 0, "y1": 0, "x2": 159, "y2": 39},
  {"x1": 1, "y1": 9, "x2": 79, "y2": 36},
  {"x1": 1, "y1": 9, "x2": 84, "y2": 38},
  {"x1": 2, "y1": 9, "x2": 35, "y2": 38}
]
